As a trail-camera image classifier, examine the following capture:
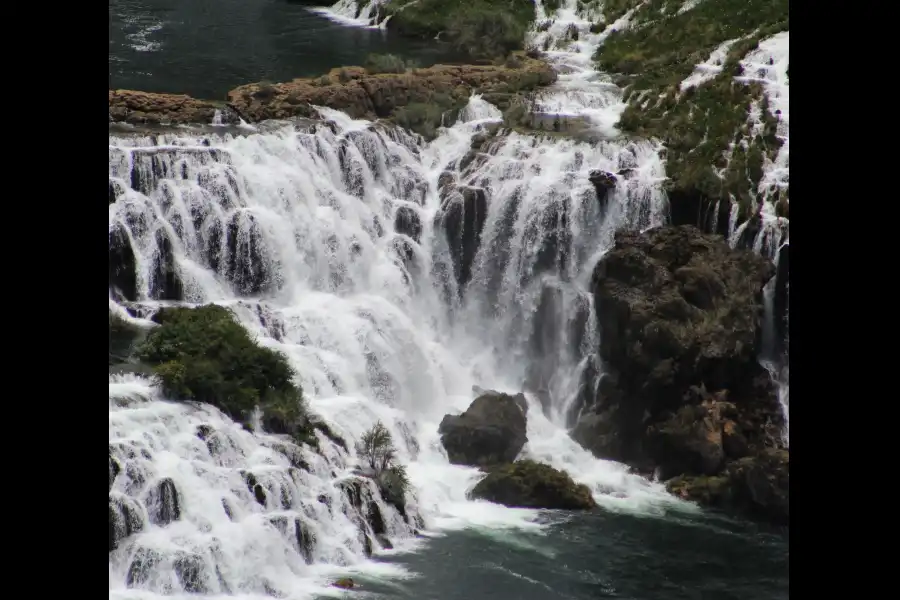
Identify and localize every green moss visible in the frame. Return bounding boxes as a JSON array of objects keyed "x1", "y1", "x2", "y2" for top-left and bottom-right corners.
[
  {"x1": 356, "y1": 421, "x2": 410, "y2": 507},
  {"x1": 385, "y1": 0, "x2": 537, "y2": 60},
  {"x1": 595, "y1": 0, "x2": 788, "y2": 205},
  {"x1": 364, "y1": 53, "x2": 417, "y2": 74},
  {"x1": 137, "y1": 305, "x2": 309, "y2": 437},
  {"x1": 601, "y1": 0, "x2": 642, "y2": 24},
  {"x1": 470, "y1": 459, "x2": 597, "y2": 509},
  {"x1": 391, "y1": 98, "x2": 466, "y2": 140}
]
